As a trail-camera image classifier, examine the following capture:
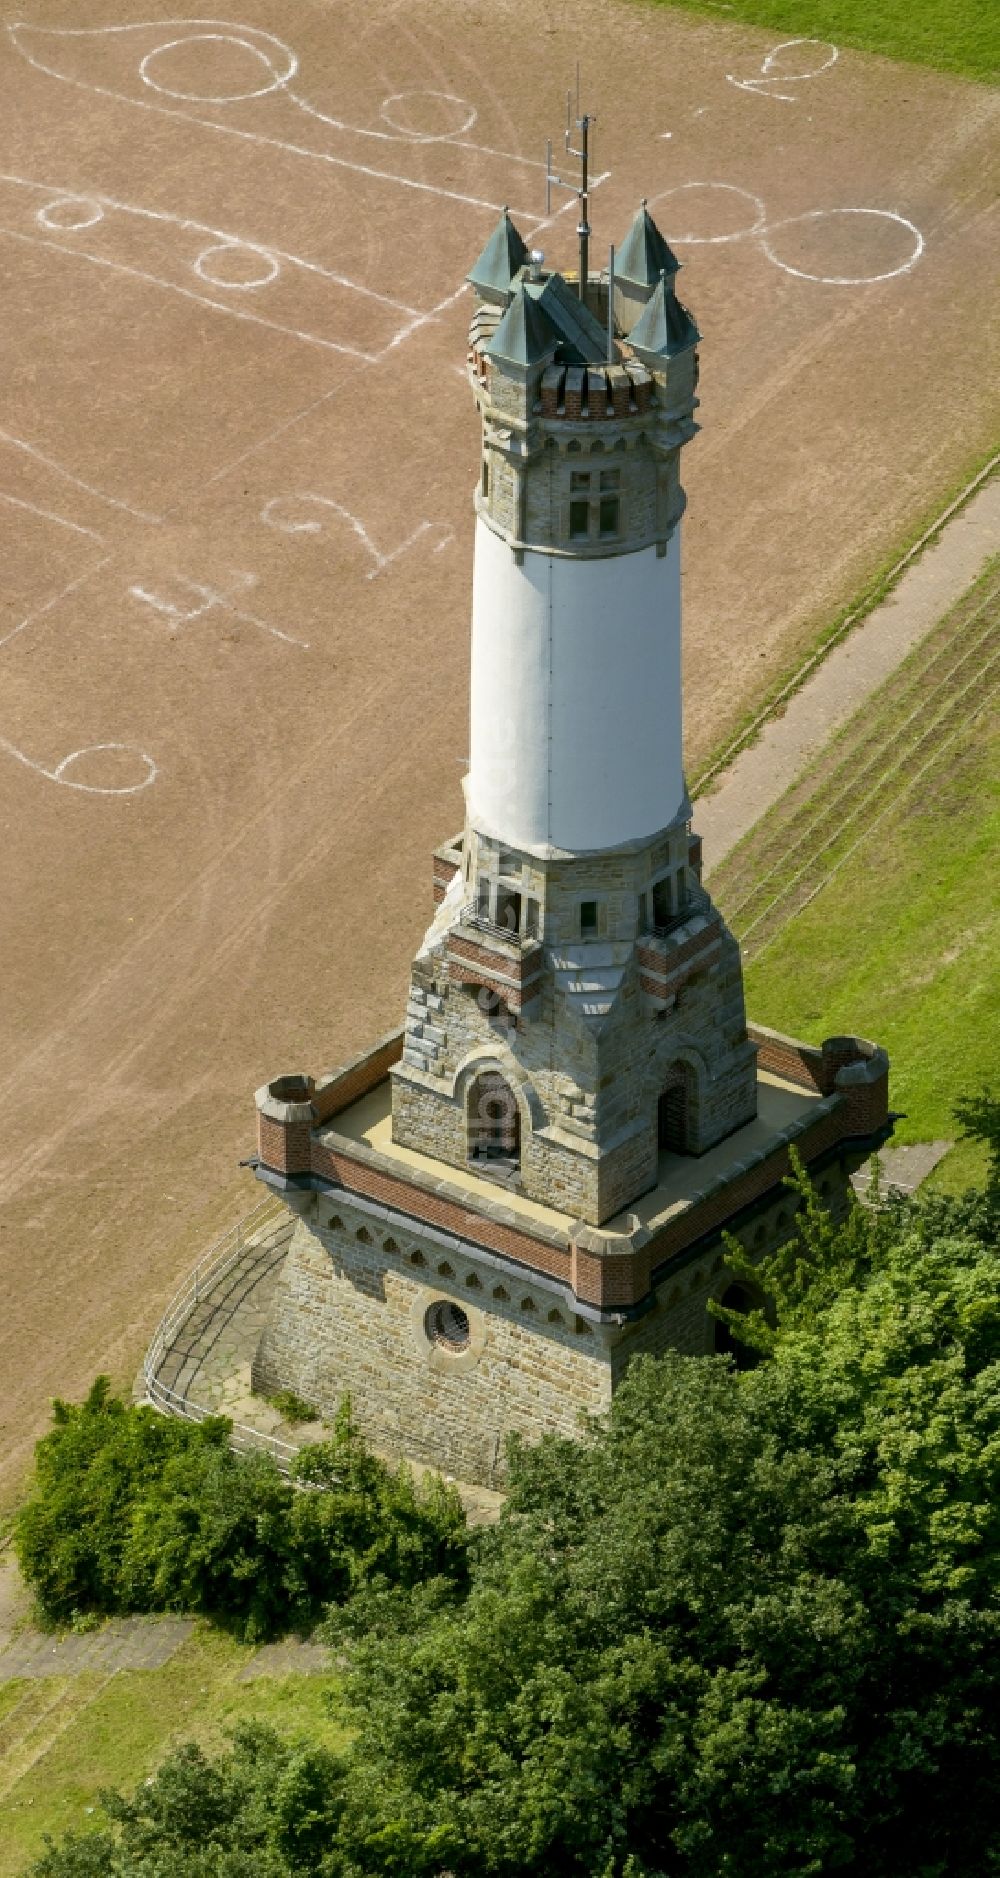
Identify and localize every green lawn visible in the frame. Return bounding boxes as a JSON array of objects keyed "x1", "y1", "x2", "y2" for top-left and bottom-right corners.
[
  {"x1": 646, "y1": 0, "x2": 998, "y2": 80},
  {"x1": 0, "y1": 1629, "x2": 346, "y2": 1877},
  {"x1": 712, "y1": 567, "x2": 999, "y2": 1192}
]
